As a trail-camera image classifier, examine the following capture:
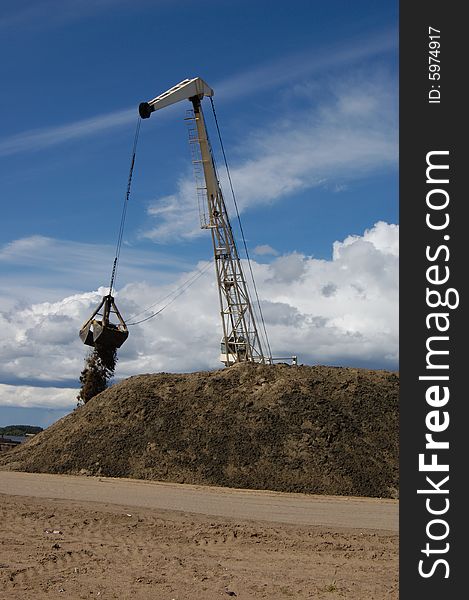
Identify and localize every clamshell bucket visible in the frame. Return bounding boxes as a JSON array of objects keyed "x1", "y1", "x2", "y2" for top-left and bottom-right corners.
[{"x1": 79, "y1": 295, "x2": 128, "y2": 349}]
